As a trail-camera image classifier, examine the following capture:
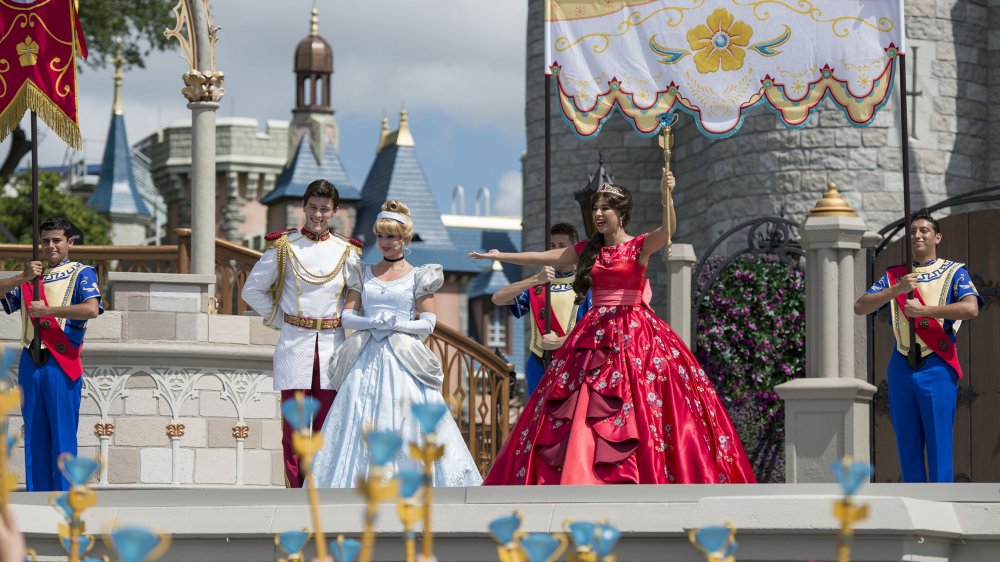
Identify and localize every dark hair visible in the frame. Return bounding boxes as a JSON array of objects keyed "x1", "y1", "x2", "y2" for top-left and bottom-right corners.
[
  {"x1": 910, "y1": 211, "x2": 939, "y2": 234},
  {"x1": 572, "y1": 186, "x2": 633, "y2": 304},
  {"x1": 39, "y1": 217, "x2": 74, "y2": 237},
  {"x1": 550, "y1": 222, "x2": 579, "y2": 244},
  {"x1": 302, "y1": 179, "x2": 340, "y2": 208}
]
